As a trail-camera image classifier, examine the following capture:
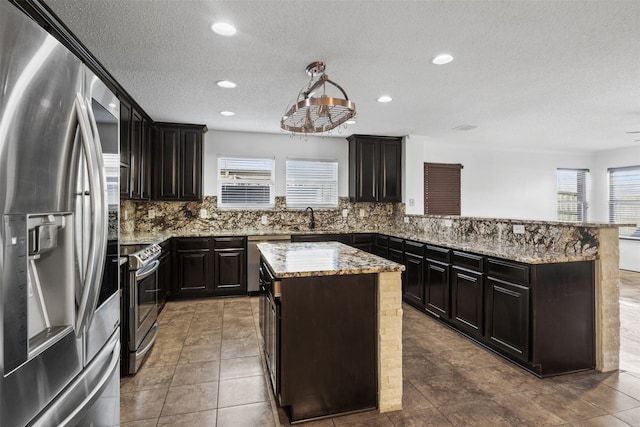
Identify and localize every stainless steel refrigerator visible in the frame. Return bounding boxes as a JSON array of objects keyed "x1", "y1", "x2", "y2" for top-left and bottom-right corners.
[{"x1": 1, "y1": 1, "x2": 121, "y2": 425}]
